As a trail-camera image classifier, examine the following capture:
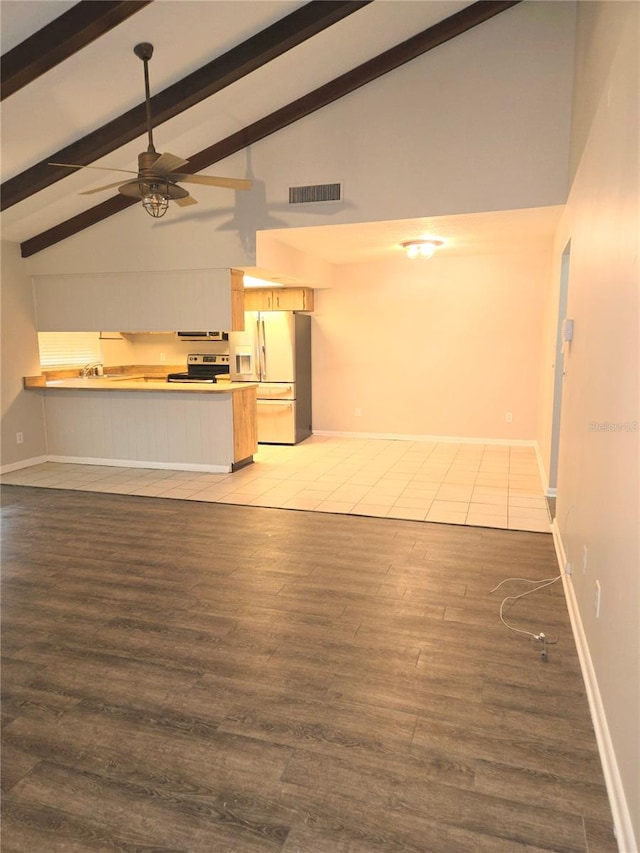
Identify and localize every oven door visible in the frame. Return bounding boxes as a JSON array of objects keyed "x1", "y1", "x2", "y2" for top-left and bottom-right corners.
[
  {"x1": 257, "y1": 399, "x2": 296, "y2": 444},
  {"x1": 186, "y1": 366, "x2": 228, "y2": 381}
]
